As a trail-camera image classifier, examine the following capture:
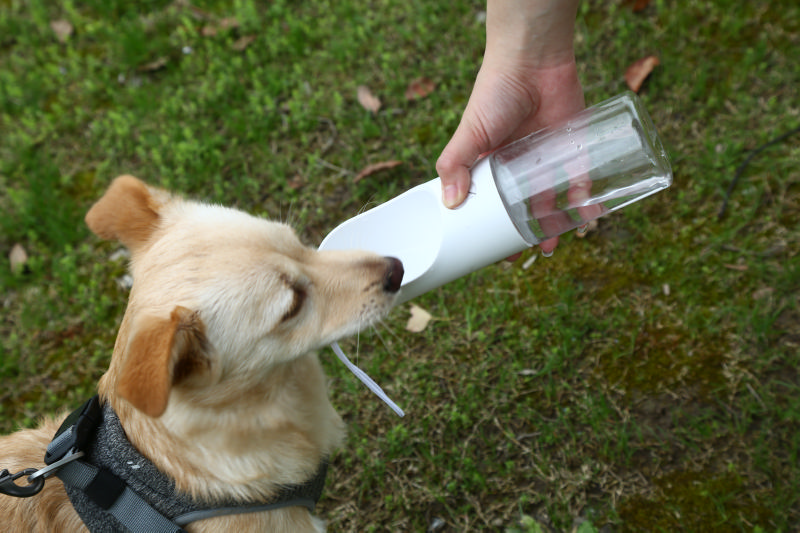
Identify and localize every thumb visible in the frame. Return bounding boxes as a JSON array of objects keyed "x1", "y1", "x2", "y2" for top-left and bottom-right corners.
[{"x1": 435, "y1": 122, "x2": 487, "y2": 209}]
